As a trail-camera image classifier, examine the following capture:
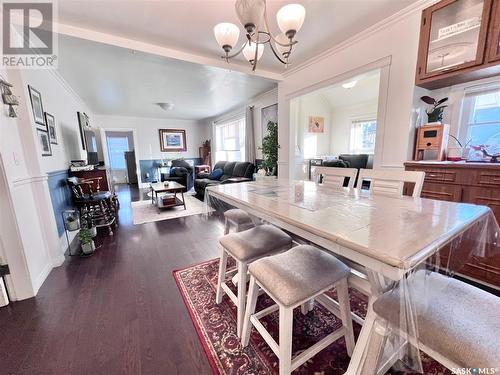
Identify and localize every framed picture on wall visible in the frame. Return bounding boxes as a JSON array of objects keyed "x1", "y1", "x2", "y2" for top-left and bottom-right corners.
[
  {"x1": 45, "y1": 112, "x2": 58, "y2": 144},
  {"x1": 261, "y1": 103, "x2": 278, "y2": 140},
  {"x1": 308, "y1": 116, "x2": 325, "y2": 133},
  {"x1": 77, "y1": 111, "x2": 89, "y2": 150},
  {"x1": 159, "y1": 129, "x2": 187, "y2": 152},
  {"x1": 28, "y1": 85, "x2": 47, "y2": 131},
  {"x1": 37, "y1": 129, "x2": 52, "y2": 156}
]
